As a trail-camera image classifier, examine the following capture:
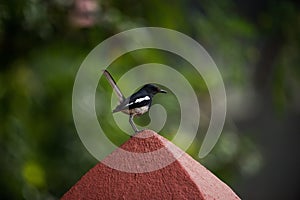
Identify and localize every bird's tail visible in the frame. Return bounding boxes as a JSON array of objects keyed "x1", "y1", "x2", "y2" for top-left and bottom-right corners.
[{"x1": 102, "y1": 70, "x2": 126, "y2": 103}]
